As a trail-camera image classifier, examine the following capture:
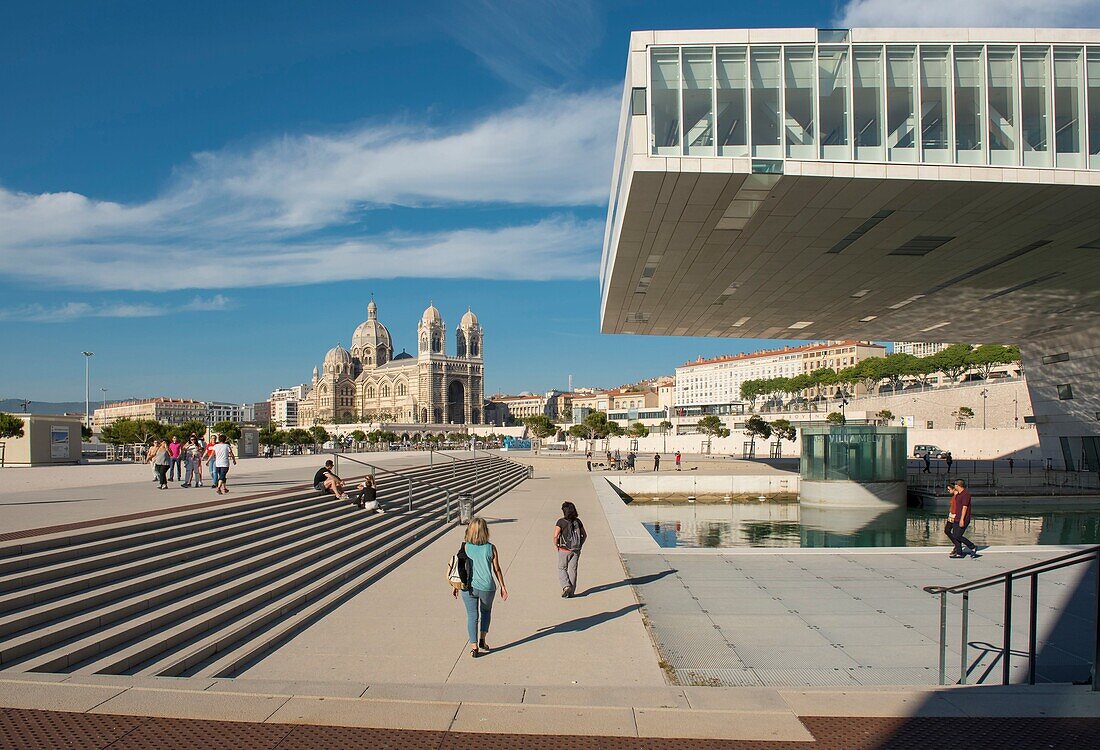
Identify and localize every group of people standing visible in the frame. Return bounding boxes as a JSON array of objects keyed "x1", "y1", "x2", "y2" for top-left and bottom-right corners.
[
  {"x1": 450, "y1": 501, "x2": 587, "y2": 658},
  {"x1": 147, "y1": 434, "x2": 236, "y2": 494},
  {"x1": 584, "y1": 450, "x2": 681, "y2": 472}
]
